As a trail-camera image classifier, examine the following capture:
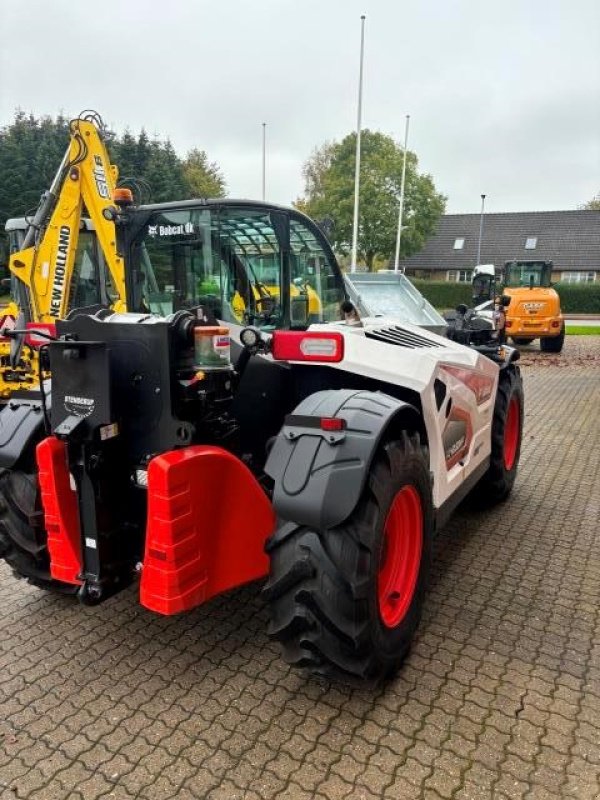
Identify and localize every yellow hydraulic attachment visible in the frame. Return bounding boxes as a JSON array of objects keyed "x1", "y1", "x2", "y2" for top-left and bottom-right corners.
[
  {"x1": 8, "y1": 115, "x2": 126, "y2": 322},
  {"x1": 1, "y1": 112, "x2": 128, "y2": 396}
]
